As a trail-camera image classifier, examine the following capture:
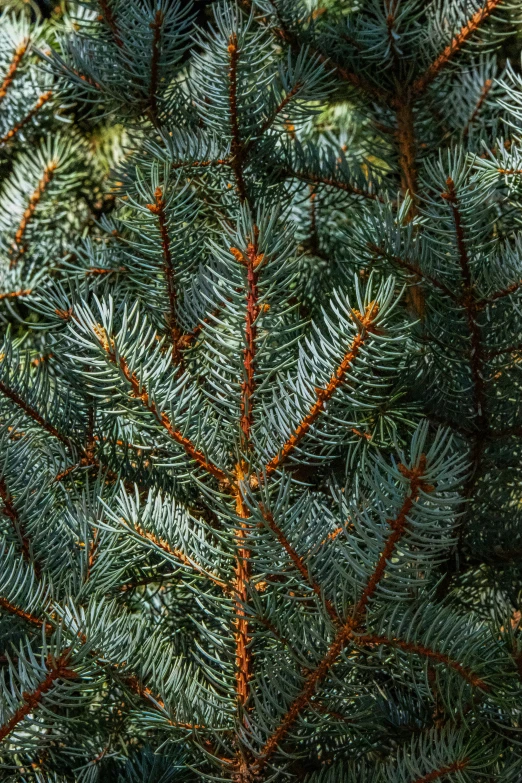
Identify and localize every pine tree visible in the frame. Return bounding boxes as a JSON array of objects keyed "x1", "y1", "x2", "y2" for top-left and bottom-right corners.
[{"x1": 1, "y1": 0, "x2": 522, "y2": 780}]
